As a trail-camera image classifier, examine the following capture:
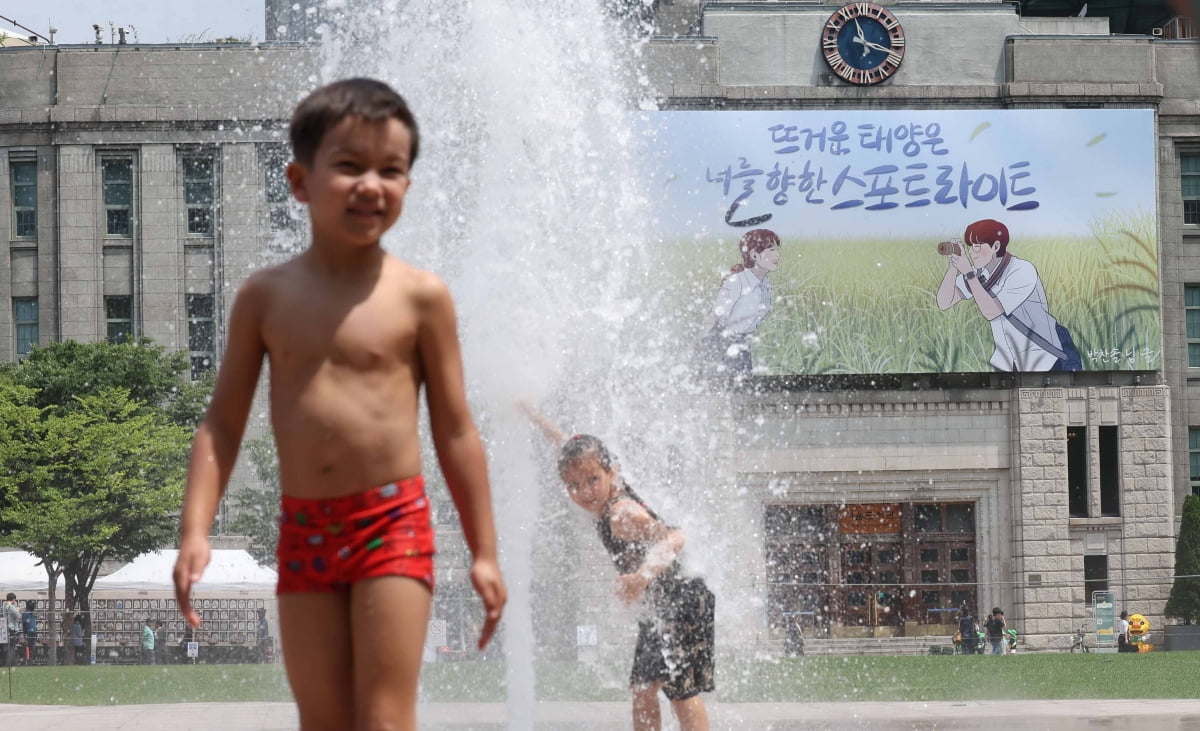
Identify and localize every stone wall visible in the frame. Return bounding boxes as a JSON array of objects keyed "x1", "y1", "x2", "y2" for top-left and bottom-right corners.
[{"x1": 1012, "y1": 387, "x2": 1175, "y2": 650}]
